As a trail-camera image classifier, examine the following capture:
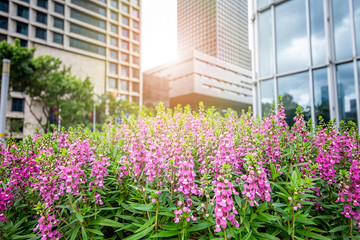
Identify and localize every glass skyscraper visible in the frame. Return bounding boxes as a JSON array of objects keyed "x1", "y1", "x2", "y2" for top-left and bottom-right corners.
[
  {"x1": 250, "y1": 0, "x2": 360, "y2": 126},
  {"x1": 178, "y1": 0, "x2": 251, "y2": 70}
]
